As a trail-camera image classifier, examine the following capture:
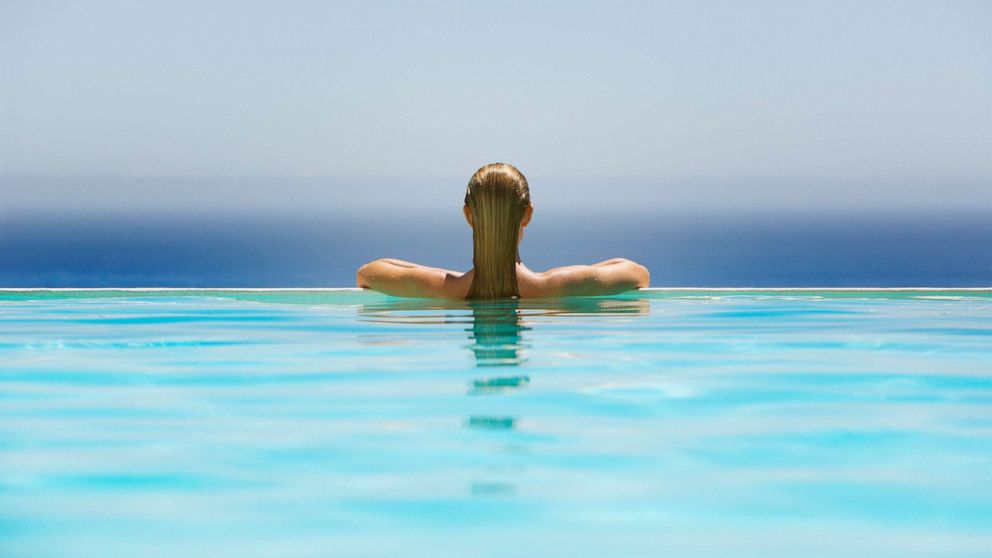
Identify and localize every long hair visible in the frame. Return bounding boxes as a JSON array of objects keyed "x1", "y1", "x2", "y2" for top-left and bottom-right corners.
[{"x1": 464, "y1": 163, "x2": 531, "y2": 299}]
